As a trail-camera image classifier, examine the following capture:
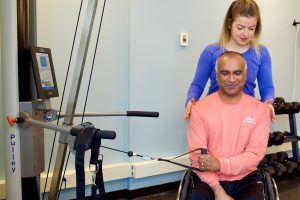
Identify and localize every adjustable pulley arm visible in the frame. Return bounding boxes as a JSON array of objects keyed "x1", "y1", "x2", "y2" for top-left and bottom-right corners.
[
  {"x1": 18, "y1": 112, "x2": 71, "y2": 133},
  {"x1": 63, "y1": 110, "x2": 159, "y2": 118},
  {"x1": 7, "y1": 112, "x2": 116, "y2": 141},
  {"x1": 42, "y1": 110, "x2": 159, "y2": 122}
]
